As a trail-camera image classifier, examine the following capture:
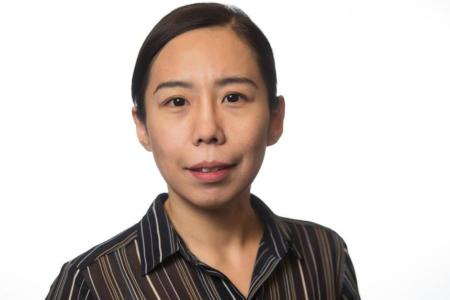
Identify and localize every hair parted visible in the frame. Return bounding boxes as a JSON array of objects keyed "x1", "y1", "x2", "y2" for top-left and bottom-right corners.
[{"x1": 131, "y1": 2, "x2": 278, "y2": 123}]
